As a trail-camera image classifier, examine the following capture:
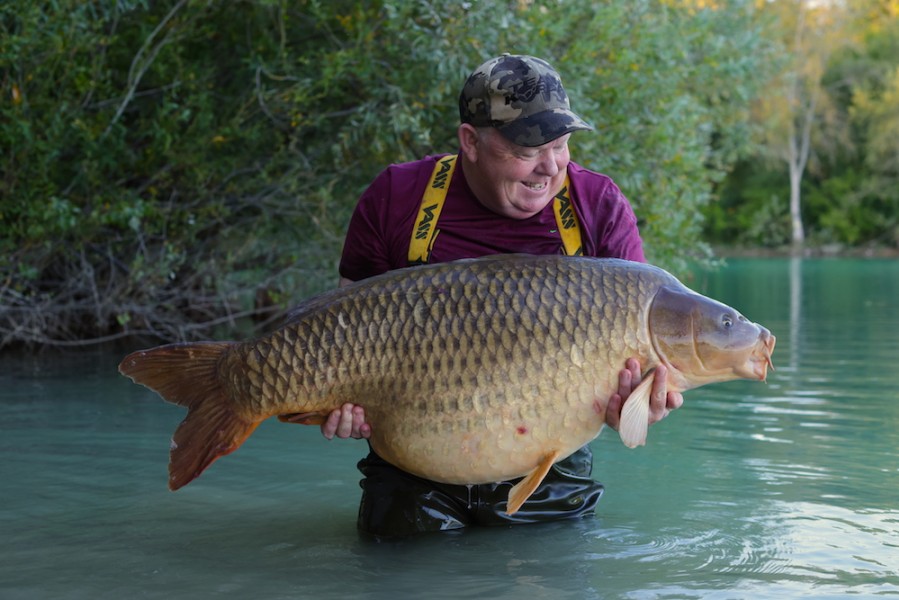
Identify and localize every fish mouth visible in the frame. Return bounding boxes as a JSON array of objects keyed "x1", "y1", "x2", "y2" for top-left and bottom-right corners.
[{"x1": 750, "y1": 329, "x2": 776, "y2": 381}]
